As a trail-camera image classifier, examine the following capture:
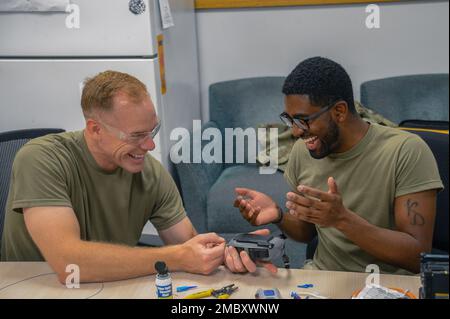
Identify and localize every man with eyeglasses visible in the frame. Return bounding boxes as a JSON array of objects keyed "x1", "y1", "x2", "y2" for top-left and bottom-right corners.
[
  {"x1": 1, "y1": 71, "x2": 227, "y2": 283},
  {"x1": 229, "y1": 57, "x2": 443, "y2": 275}
]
